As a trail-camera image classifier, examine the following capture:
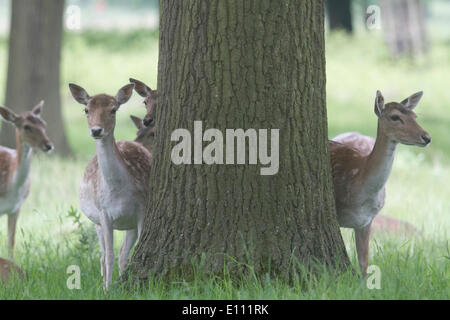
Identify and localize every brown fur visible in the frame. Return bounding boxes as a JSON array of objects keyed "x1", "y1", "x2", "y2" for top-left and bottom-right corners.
[
  {"x1": 84, "y1": 140, "x2": 152, "y2": 202},
  {"x1": 0, "y1": 257, "x2": 23, "y2": 283}
]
